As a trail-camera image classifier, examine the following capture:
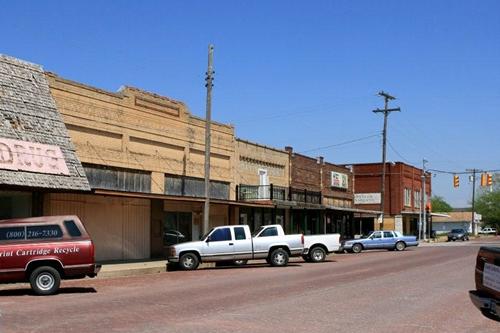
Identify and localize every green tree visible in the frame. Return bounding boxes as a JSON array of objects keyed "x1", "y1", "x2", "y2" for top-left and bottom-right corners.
[
  {"x1": 475, "y1": 189, "x2": 500, "y2": 229},
  {"x1": 431, "y1": 196, "x2": 453, "y2": 213}
]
